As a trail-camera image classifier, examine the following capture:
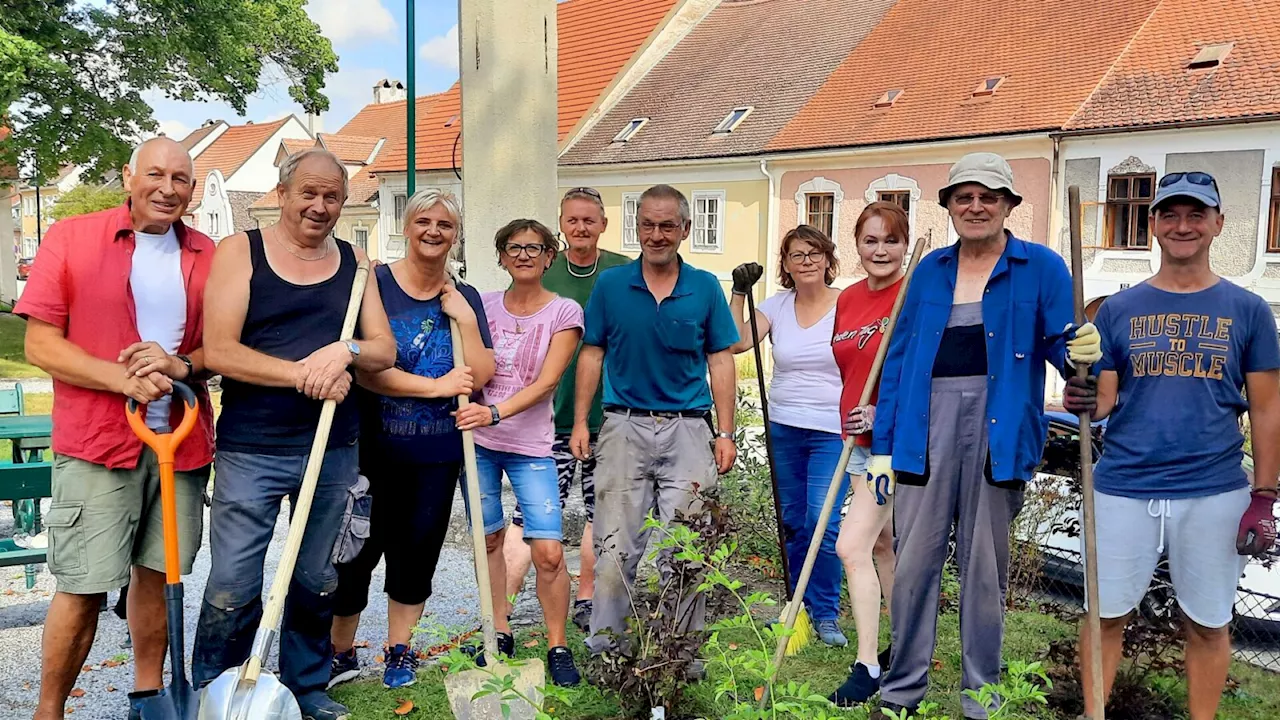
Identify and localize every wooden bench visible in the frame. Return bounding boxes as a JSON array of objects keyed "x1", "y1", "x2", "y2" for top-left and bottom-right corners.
[{"x1": 0, "y1": 462, "x2": 52, "y2": 588}]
